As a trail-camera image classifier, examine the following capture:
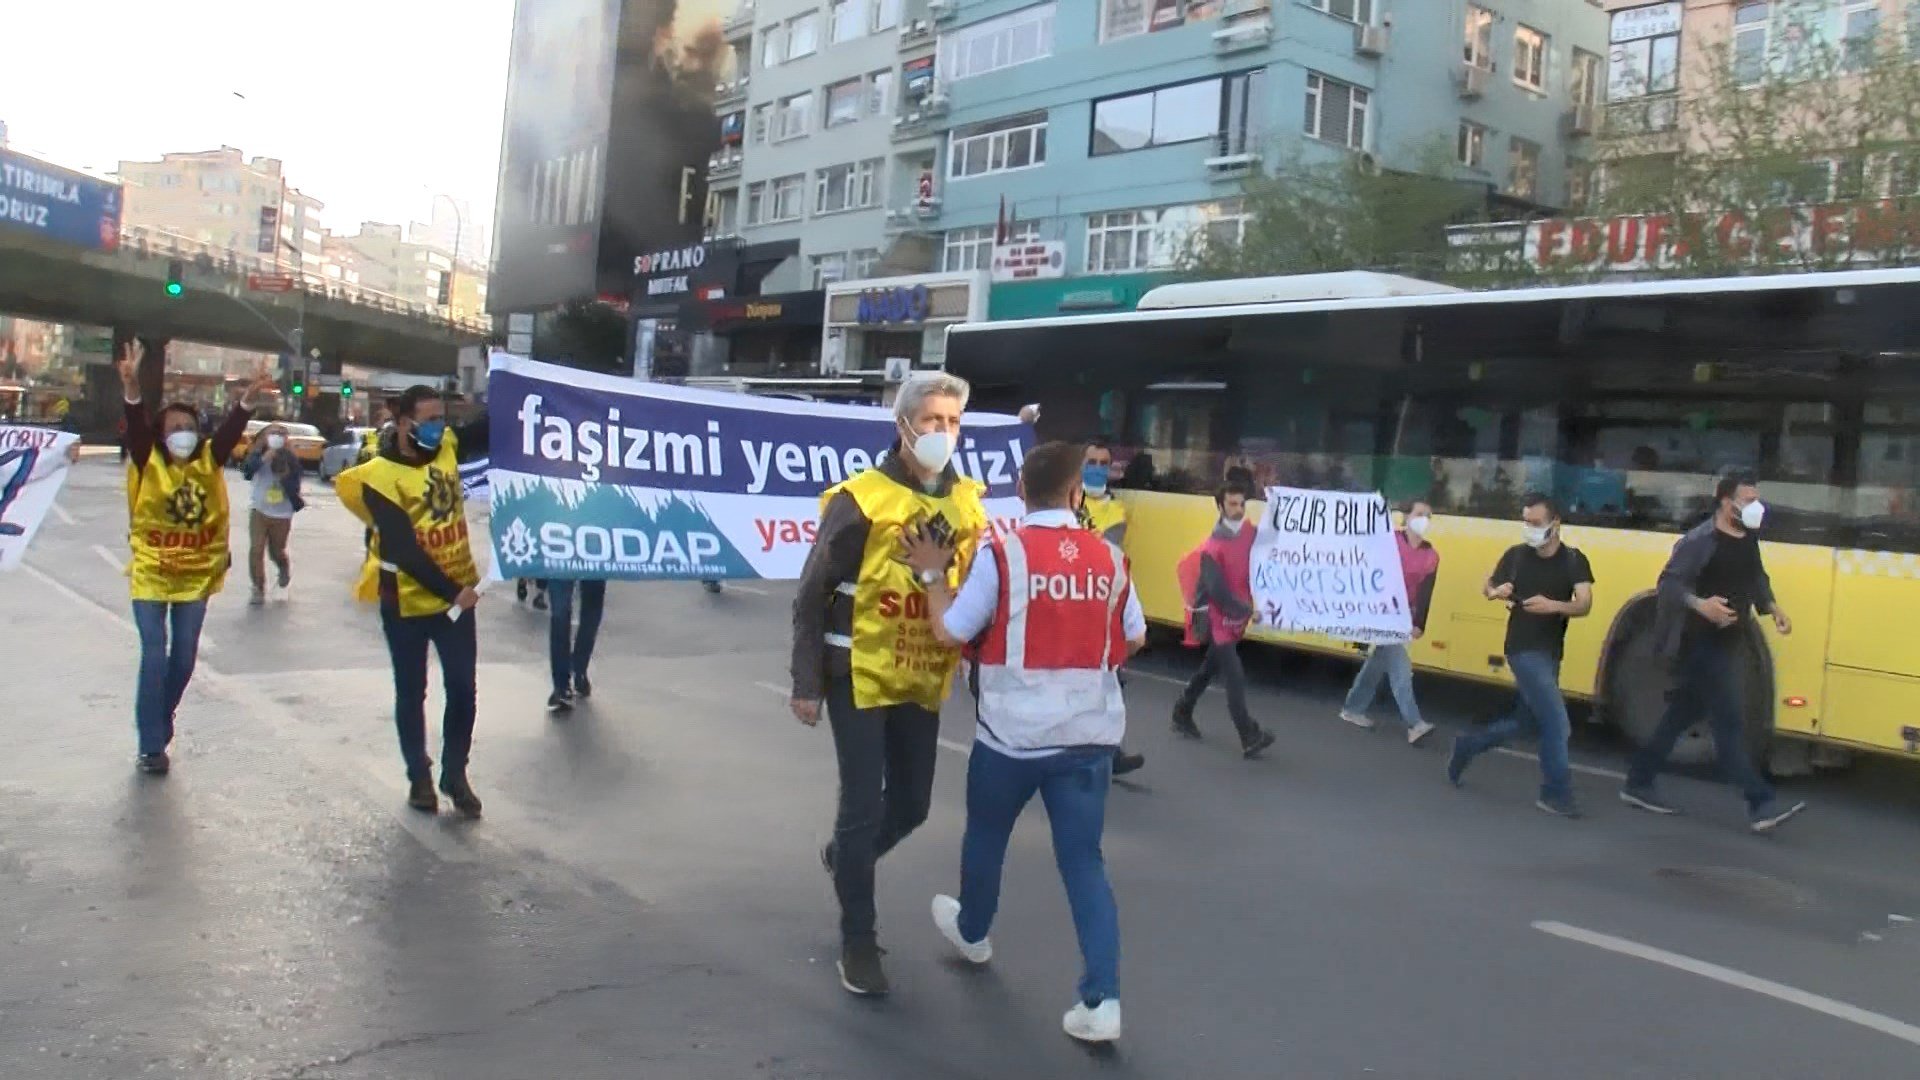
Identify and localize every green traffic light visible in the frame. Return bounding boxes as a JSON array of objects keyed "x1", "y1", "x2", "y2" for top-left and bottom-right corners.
[
  {"x1": 341, "y1": 384, "x2": 354, "y2": 398},
  {"x1": 165, "y1": 282, "x2": 183, "y2": 297},
  {"x1": 291, "y1": 382, "x2": 306, "y2": 397}
]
